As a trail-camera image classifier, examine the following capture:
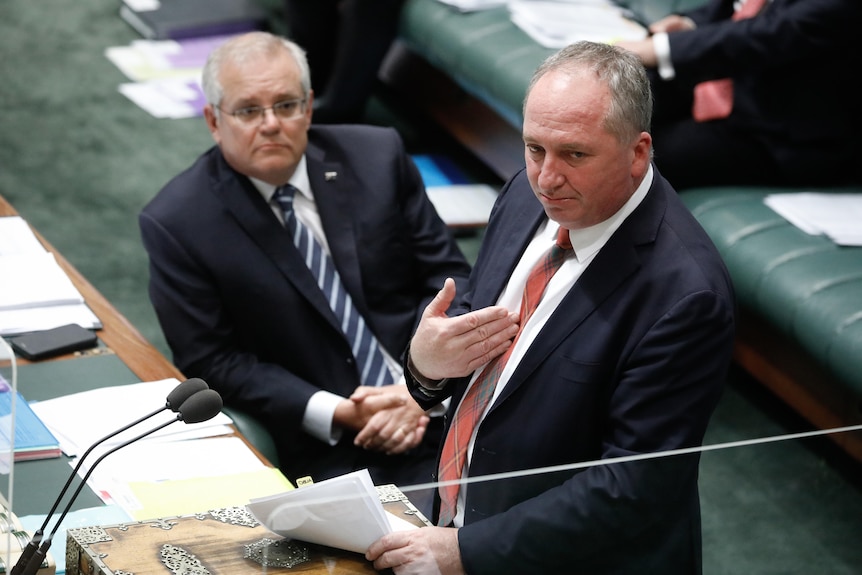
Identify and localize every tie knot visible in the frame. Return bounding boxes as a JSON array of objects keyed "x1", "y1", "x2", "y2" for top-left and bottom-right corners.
[
  {"x1": 274, "y1": 184, "x2": 298, "y2": 208},
  {"x1": 556, "y1": 226, "x2": 572, "y2": 251}
]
